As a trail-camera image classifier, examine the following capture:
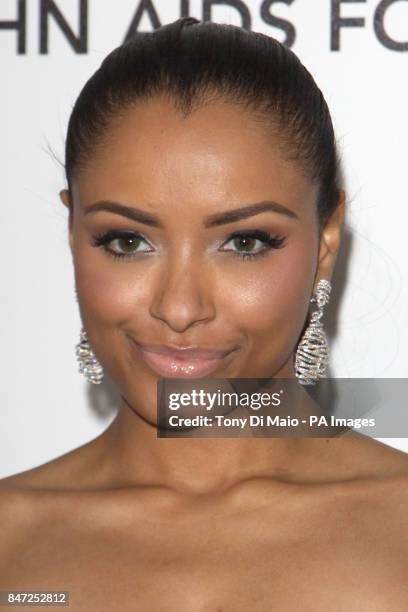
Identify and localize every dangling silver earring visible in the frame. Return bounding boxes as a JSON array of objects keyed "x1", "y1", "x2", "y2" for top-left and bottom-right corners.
[
  {"x1": 75, "y1": 327, "x2": 104, "y2": 384},
  {"x1": 295, "y1": 279, "x2": 332, "y2": 385}
]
